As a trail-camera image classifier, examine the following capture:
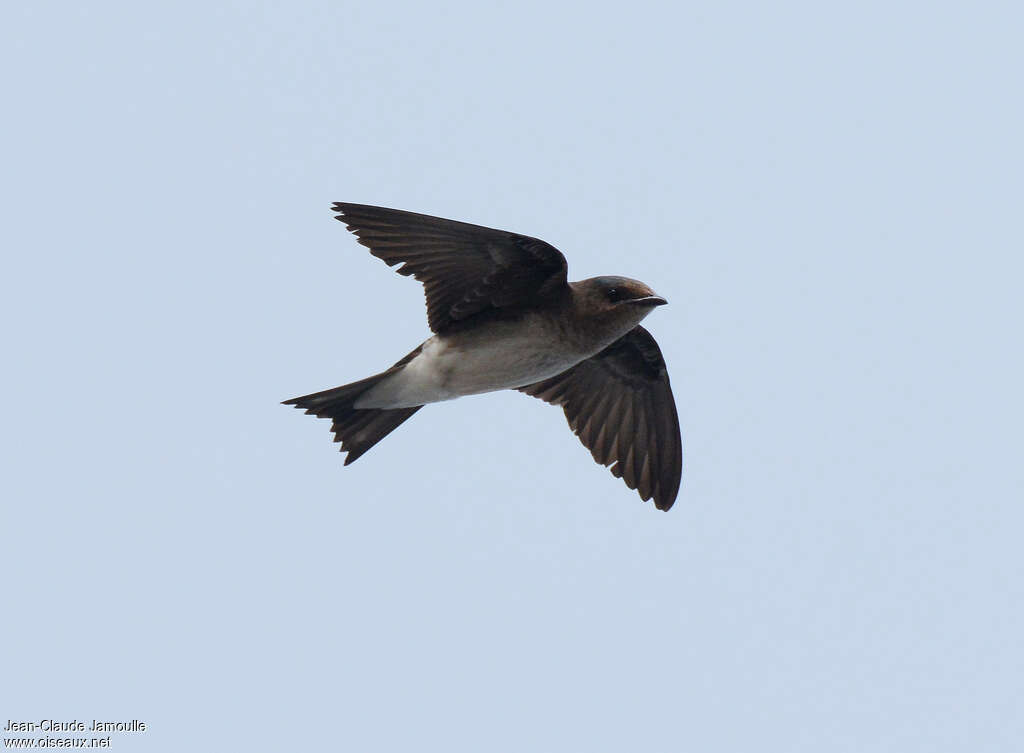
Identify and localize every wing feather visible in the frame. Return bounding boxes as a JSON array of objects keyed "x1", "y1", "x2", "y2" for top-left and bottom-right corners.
[
  {"x1": 333, "y1": 203, "x2": 569, "y2": 333},
  {"x1": 519, "y1": 326, "x2": 682, "y2": 511}
]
